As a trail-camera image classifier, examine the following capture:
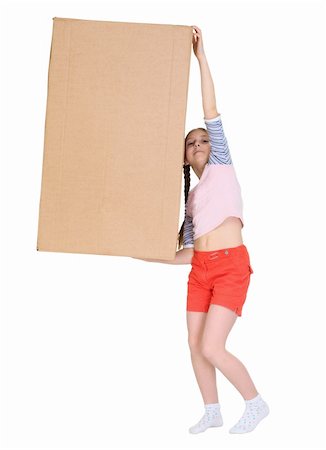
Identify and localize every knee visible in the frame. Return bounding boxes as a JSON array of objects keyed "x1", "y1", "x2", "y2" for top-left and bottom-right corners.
[
  {"x1": 187, "y1": 336, "x2": 202, "y2": 354},
  {"x1": 201, "y1": 342, "x2": 227, "y2": 364}
]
